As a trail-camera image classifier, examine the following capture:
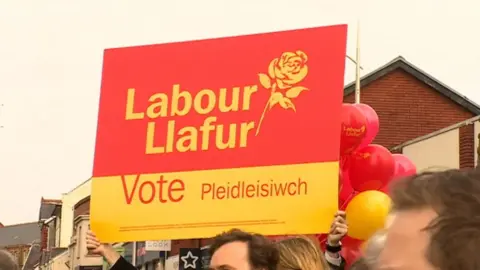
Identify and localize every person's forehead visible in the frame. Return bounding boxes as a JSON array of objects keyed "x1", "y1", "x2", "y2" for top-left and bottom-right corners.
[
  {"x1": 389, "y1": 208, "x2": 436, "y2": 232},
  {"x1": 210, "y1": 242, "x2": 249, "y2": 267},
  {"x1": 378, "y1": 208, "x2": 437, "y2": 269},
  {"x1": 384, "y1": 213, "x2": 396, "y2": 229}
]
